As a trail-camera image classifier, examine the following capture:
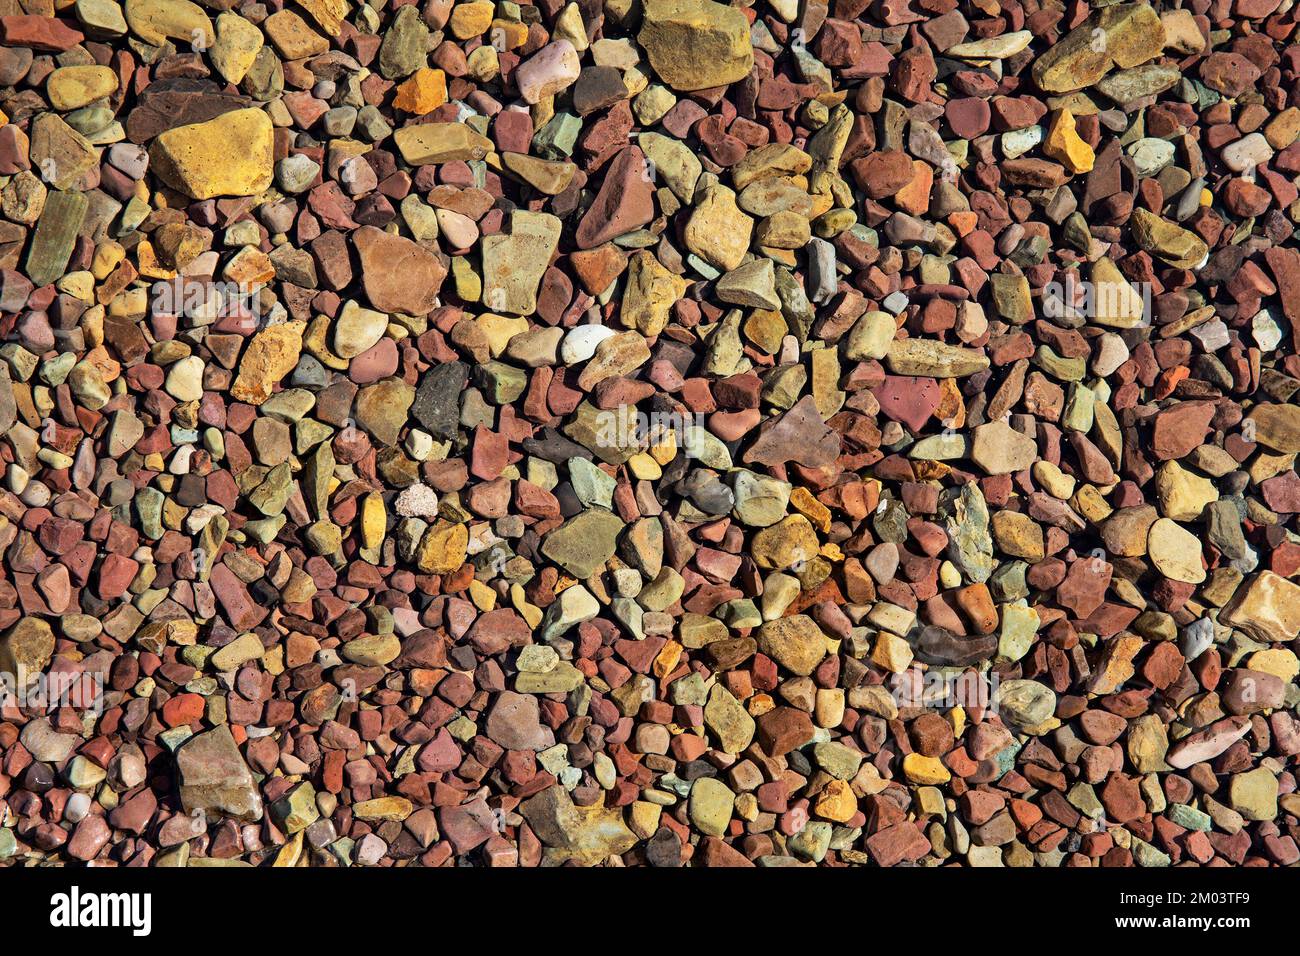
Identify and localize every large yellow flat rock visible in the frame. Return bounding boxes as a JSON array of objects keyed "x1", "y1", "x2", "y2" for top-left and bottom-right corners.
[{"x1": 150, "y1": 108, "x2": 274, "y2": 200}]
